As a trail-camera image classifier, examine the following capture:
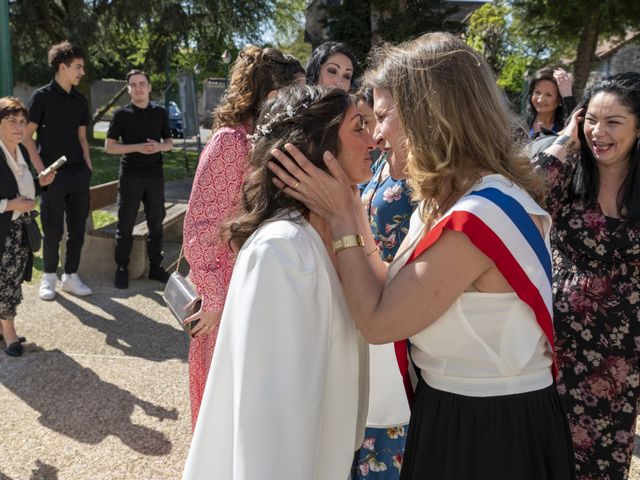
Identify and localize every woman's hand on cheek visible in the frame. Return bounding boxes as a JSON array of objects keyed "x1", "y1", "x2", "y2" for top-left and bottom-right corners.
[
  {"x1": 561, "y1": 107, "x2": 585, "y2": 143},
  {"x1": 268, "y1": 144, "x2": 355, "y2": 226}
]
